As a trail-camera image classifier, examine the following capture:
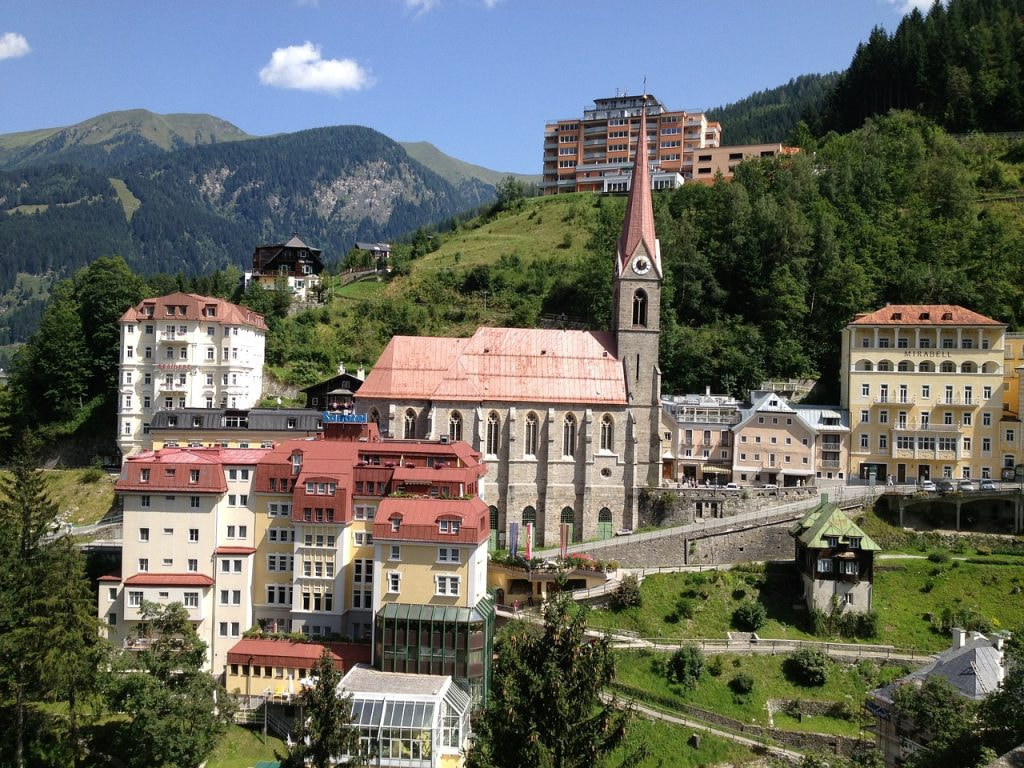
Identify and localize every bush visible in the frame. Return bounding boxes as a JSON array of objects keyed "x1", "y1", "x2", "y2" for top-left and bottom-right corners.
[
  {"x1": 785, "y1": 648, "x2": 831, "y2": 686},
  {"x1": 707, "y1": 655, "x2": 724, "y2": 677},
  {"x1": 80, "y1": 467, "x2": 105, "y2": 483},
  {"x1": 928, "y1": 550, "x2": 951, "y2": 563},
  {"x1": 732, "y1": 601, "x2": 767, "y2": 632},
  {"x1": 609, "y1": 573, "x2": 642, "y2": 611},
  {"x1": 729, "y1": 673, "x2": 755, "y2": 695},
  {"x1": 674, "y1": 597, "x2": 695, "y2": 619},
  {"x1": 666, "y1": 645, "x2": 705, "y2": 690}
]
